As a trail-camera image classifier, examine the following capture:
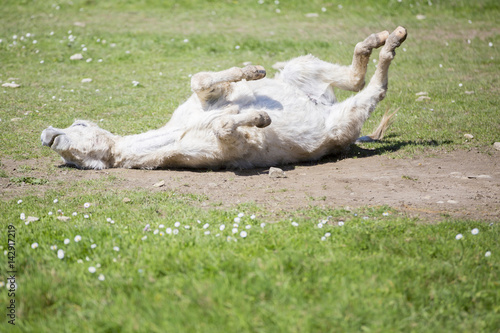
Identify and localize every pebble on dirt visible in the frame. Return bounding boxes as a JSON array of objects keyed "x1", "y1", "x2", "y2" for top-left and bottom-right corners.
[
  {"x1": 269, "y1": 167, "x2": 286, "y2": 178},
  {"x1": 153, "y1": 180, "x2": 165, "y2": 187},
  {"x1": 494, "y1": 142, "x2": 500, "y2": 151}
]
